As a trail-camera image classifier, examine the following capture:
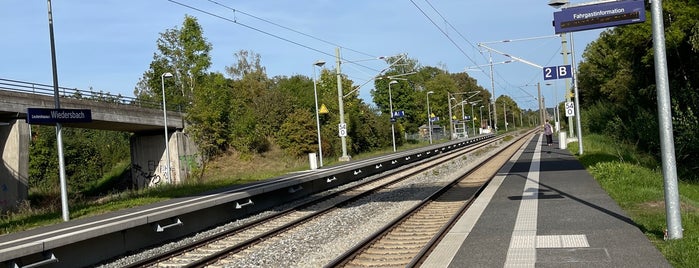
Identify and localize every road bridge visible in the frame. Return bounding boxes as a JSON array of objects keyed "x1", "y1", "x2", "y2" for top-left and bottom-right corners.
[{"x1": 0, "y1": 79, "x2": 199, "y2": 212}]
